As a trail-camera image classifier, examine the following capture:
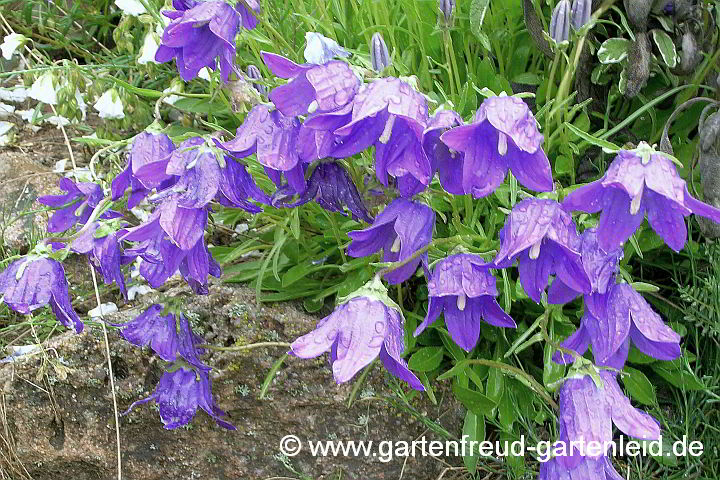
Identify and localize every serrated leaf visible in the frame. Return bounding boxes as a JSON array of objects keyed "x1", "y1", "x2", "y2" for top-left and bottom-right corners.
[
  {"x1": 651, "y1": 29, "x2": 678, "y2": 68},
  {"x1": 598, "y1": 38, "x2": 631, "y2": 64},
  {"x1": 622, "y1": 367, "x2": 657, "y2": 406},
  {"x1": 469, "y1": 0, "x2": 491, "y2": 50}
]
